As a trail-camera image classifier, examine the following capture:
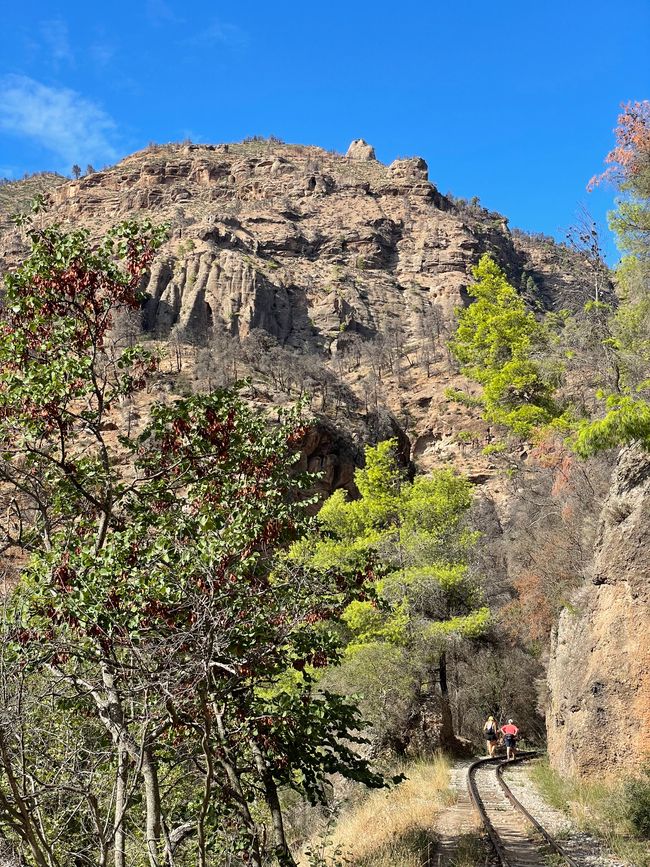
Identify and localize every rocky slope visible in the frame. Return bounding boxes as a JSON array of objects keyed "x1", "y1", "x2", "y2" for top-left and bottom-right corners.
[
  {"x1": 547, "y1": 445, "x2": 650, "y2": 777},
  {"x1": 0, "y1": 139, "x2": 598, "y2": 483}
]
